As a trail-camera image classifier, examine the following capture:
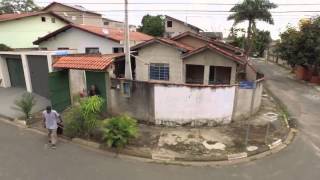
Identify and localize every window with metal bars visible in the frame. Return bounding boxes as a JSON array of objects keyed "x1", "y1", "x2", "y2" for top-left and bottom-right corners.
[{"x1": 149, "y1": 63, "x2": 169, "y2": 81}]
